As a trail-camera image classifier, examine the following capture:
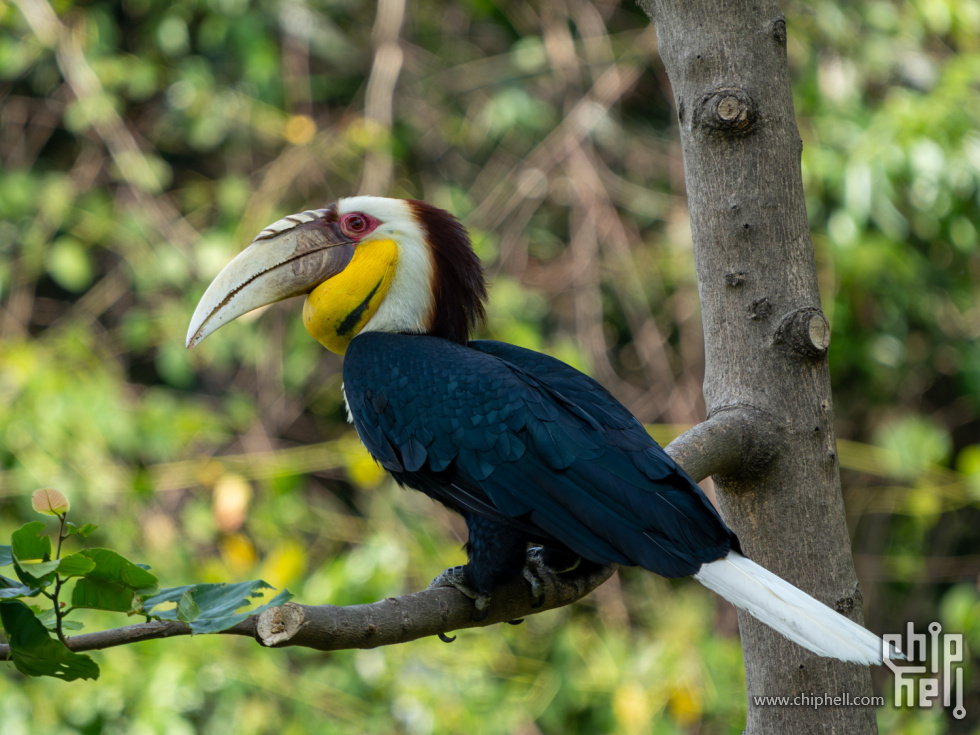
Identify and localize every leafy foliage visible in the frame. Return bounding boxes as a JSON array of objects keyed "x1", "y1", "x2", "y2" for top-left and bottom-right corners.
[
  {"x1": 0, "y1": 601, "x2": 99, "y2": 681},
  {"x1": 142, "y1": 580, "x2": 292, "y2": 634},
  {"x1": 0, "y1": 499, "x2": 291, "y2": 681}
]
